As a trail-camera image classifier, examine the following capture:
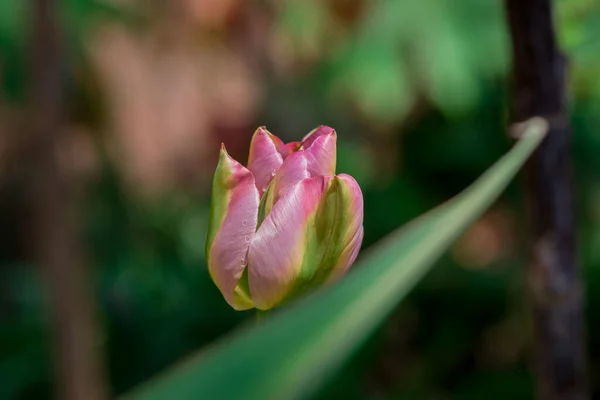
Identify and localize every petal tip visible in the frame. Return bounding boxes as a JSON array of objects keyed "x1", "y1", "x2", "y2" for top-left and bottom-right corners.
[
  {"x1": 316, "y1": 125, "x2": 336, "y2": 137},
  {"x1": 317, "y1": 126, "x2": 336, "y2": 141},
  {"x1": 219, "y1": 144, "x2": 239, "y2": 166},
  {"x1": 254, "y1": 126, "x2": 275, "y2": 139},
  {"x1": 250, "y1": 127, "x2": 270, "y2": 144}
]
